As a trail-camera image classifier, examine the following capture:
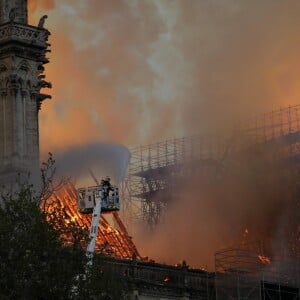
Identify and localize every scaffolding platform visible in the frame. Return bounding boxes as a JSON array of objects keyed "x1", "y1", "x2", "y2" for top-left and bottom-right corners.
[{"x1": 122, "y1": 105, "x2": 300, "y2": 229}]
